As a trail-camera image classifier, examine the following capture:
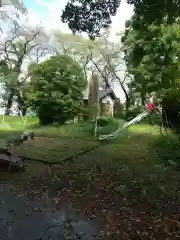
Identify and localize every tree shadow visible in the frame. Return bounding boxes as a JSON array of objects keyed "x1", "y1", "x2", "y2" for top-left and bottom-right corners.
[
  {"x1": 0, "y1": 130, "x2": 23, "y2": 139},
  {"x1": 28, "y1": 123, "x2": 41, "y2": 129}
]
